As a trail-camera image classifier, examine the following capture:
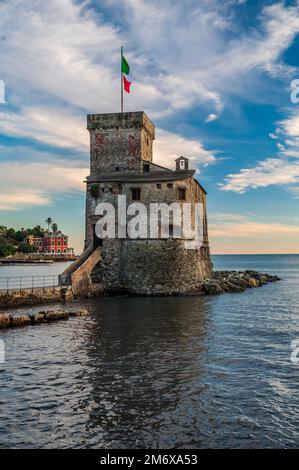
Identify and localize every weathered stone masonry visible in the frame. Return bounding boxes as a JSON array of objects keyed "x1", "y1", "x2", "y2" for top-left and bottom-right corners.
[{"x1": 83, "y1": 111, "x2": 213, "y2": 295}]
